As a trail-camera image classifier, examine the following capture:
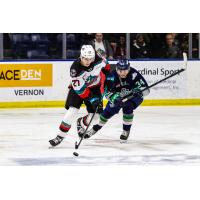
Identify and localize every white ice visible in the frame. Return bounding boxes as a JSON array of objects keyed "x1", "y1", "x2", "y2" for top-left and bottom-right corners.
[{"x1": 0, "y1": 106, "x2": 200, "y2": 166}]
